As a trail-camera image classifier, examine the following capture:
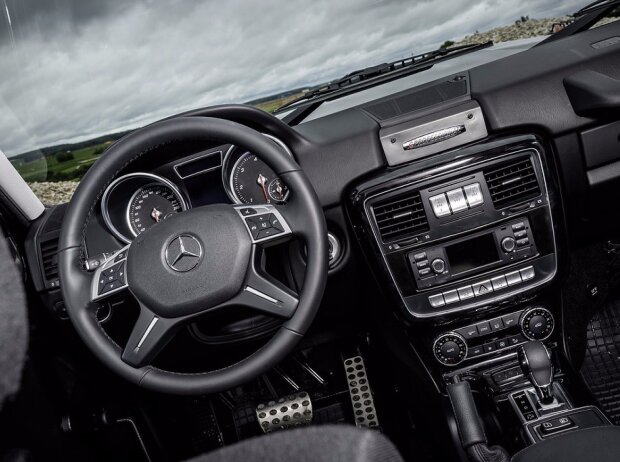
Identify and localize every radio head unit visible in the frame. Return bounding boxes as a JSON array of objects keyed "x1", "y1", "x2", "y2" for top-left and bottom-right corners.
[{"x1": 351, "y1": 136, "x2": 557, "y2": 319}]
